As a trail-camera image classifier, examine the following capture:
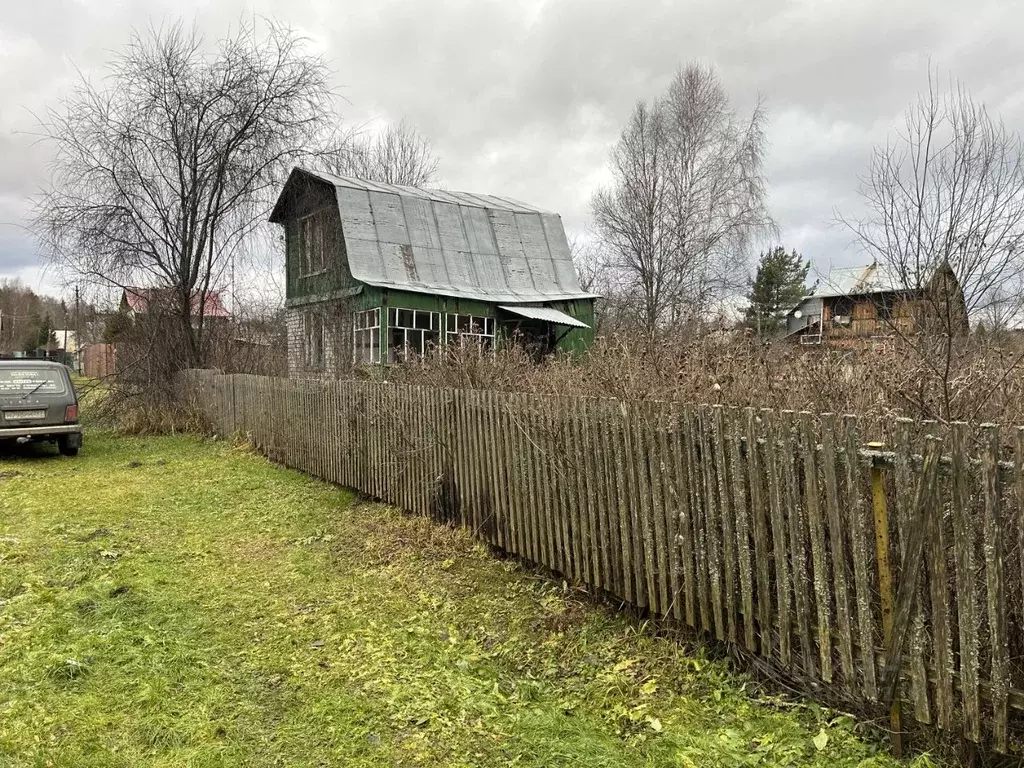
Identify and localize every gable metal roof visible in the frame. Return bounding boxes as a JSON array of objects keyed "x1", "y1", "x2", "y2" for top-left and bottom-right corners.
[
  {"x1": 813, "y1": 263, "x2": 908, "y2": 298},
  {"x1": 272, "y1": 167, "x2": 598, "y2": 304},
  {"x1": 785, "y1": 262, "x2": 915, "y2": 317}
]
